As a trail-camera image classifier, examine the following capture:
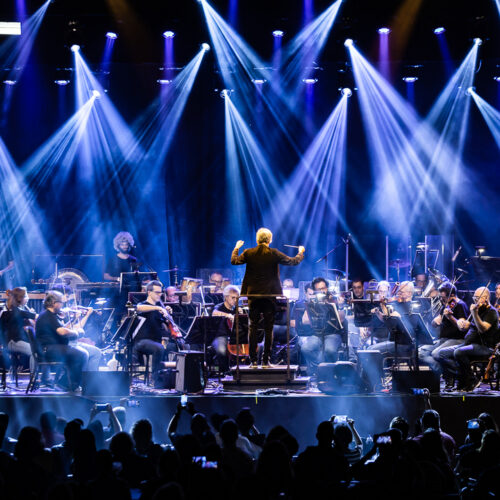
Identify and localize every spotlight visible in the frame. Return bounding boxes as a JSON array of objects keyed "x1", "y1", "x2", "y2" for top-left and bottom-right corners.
[
  {"x1": 106, "y1": 32, "x2": 118, "y2": 40},
  {"x1": 466, "y1": 86, "x2": 475, "y2": 96},
  {"x1": 494, "y1": 76, "x2": 500, "y2": 82},
  {"x1": 475, "y1": 246, "x2": 486, "y2": 256},
  {"x1": 3, "y1": 80, "x2": 16, "y2": 86},
  {"x1": 163, "y1": 31, "x2": 175, "y2": 39},
  {"x1": 251, "y1": 79, "x2": 266, "y2": 85},
  {"x1": 302, "y1": 78, "x2": 318, "y2": 84},
  {"x1": 344, "y1": 38, "x2": 354, "y2": 47},
  {"x1": 201, "y1": 43, "x2": 210, "y2": 52},
  {"x1": 378, "y1": 27, "x2": 391, "y2": 35},
  {"x1": 71, "y1": 44, "x2": 80, "y2": 52},
  {"x1": 220, "y1": 89, "x2": 232, "y2": 99},
  {"x1": 473, "y1": 38, "x2": 482, "y2": 45},
  {"x1": 157, "y1": 79, "x2": 173, "y2": 85},
  {"x1": 341, "y1": 88, "x2": 352, "y2": 97},
  {"x1": 402, "y1": 76, "x2": 418, "y2": 83},
  {"x1": 272, "y1": 30, "x2": 284, "y2": 38},
  {"x1": 54, "y1": 80, "x2": 70, "y2": 86},
  {"x1": 92, "y1": 89, "x2": 101, "y2": 98},
  {"x1": 433, "y1": 27, "x2": 446, "y2": 34}
]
